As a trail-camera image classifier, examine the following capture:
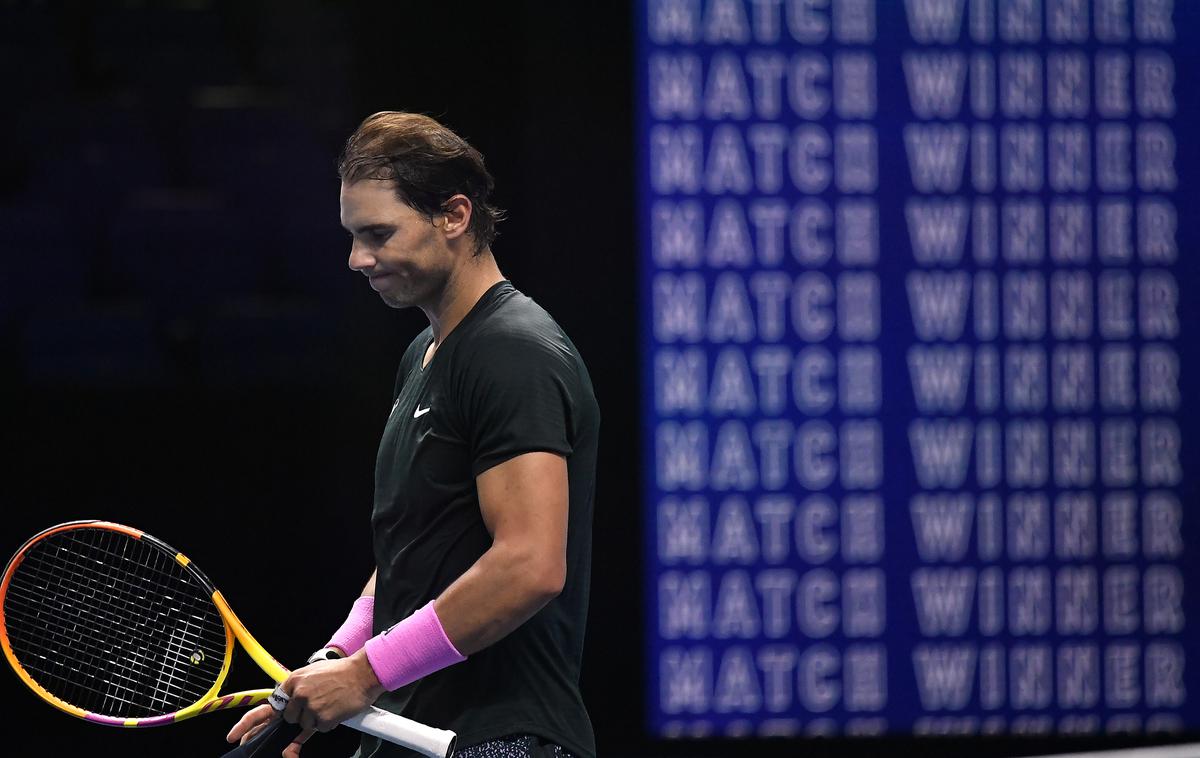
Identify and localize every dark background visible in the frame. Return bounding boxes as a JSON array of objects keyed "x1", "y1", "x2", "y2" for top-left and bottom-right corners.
[{"x1": 0, "y1": 2, "x2": 1193, "y2": 756}]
